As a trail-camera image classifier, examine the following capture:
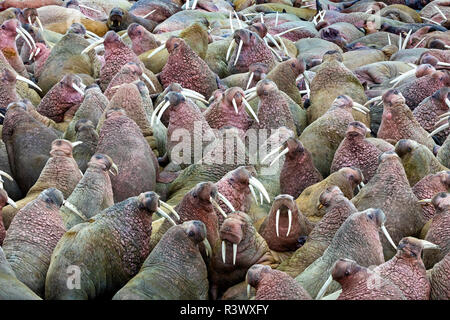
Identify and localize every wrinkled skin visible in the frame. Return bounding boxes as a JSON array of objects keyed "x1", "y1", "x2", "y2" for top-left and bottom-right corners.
[
  {"x1": 278, "y1": 186, "x2": 358, "y2": 277},
  {"x1": 295, "y1": 209, "x2": 387, "y2": 298},
  {"x1": 413, "y1": 171, "x2": 450, "y2": 221},
  {"x1": 127, "y1": 22, "x2": 160, "y2": 56},
  {"x1": 259, "y1": 194, "x2": 314, "y2": 252},
  {"x1": 2, "y1": 102, "x2": 59, "y2": 195},
  {"x1": 221, "y1": 62, "x2": 268, "y2": 90},
  {"x1": 352, "y1": 152, "x2": 426, "y2": 259},
  {"x1": 299, "y1": 95, "x2": 359, "y2": 177},
  {"x1": 72, "y1": 120, "x2": 99, "y2": 173},
  {"x1": 0, "y1": 247, "x2": 41, "y2": 300},
  {"x1": 247, "y1": 264, "x2": 312, "y2": 300},
  {"x1": 45, "y1": 192, "x2": 157, "y2": 300},
  {"x1": 374, "y1": 237, "x2": 431, "y2": 300},
  {"x1": 159, "y1": 36, "x2": 218, "y2": 99},
  {"x1": 96, "y1": 109, "x2": 157, "y2": 202},
  {"x1": 0, "y1": 189, "x2": 9, "y2": 245},
  {"x1": 428, "y1": 252, "x2": 450, "y2": 300},
  {"x1": 227, "y1": 28, "x2": 276, "y2": 75},
  {"x1": 331, "y1": 259, "x2": 406, "y2": 300},
  {"x1": 307, "y1": 50, "x2": 368, "y2": 126},
  {"x1": 2, "y1": 188, "x2": 66, "y2": 297},
  {"x1": 1, "y1": 138, "x2": 82, "y2": 229},
  {"x1": 279, "y1": 137, "x2": 323, "y2": 199},
  {"x1": 60, "y1": 153, "x2": 115, "y2": 230},
  {"x1": 0, "y1": 68, "x2": 19, "y2": 110},
  {"x1": 296, "y1": 167, "x2": 363, "y2": 222},
  {"x1": 103, "y1": 62, "x2": 145, "y2": 100},
  {"x1": 36, "y1": 74, "x2": 84, "y2": 123},
  {"x1": 331, "y1": 121, "x2": 381, "y2": 183},
  {"x1": 423, "y1": 192, "x2": 450, "y2": 269},
  {"x1": 129, "y1": 0, "x2": 181, "y2": 23},
  {"x1": 395, "y1": 139, "x2": 448, "y2": 186},
  {"x1": 209, "y1": 211, "x2": 276, "y2": 300},
  {"x1": 113, "y1": 221, "x2": 209, "y2": 300},
  {"x1": 0, "y1": 19, "x2": 27, "y2": 77},
  {"x1": 378, "y1": 89, "x2": 437, "y2": 151}
]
